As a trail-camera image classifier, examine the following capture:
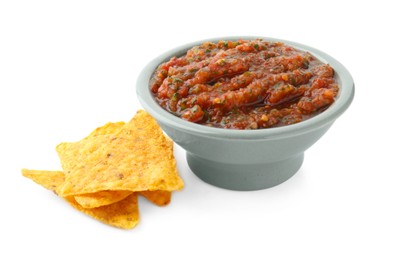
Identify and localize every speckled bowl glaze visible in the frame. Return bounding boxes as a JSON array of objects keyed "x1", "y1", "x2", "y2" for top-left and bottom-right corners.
[{"x1": 136, "y1": 36, "x2": 354, "y2": 191}]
